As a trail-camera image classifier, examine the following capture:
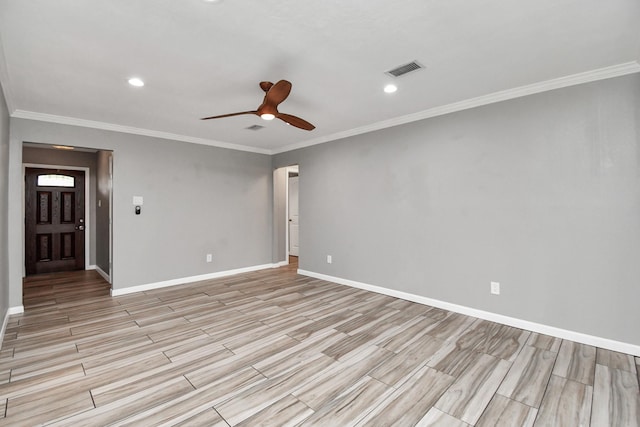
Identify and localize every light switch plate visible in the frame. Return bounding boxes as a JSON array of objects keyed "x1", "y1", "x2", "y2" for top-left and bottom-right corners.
[{"x1": 133, "y1": 196, "x2": 144, "y2": 205}]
